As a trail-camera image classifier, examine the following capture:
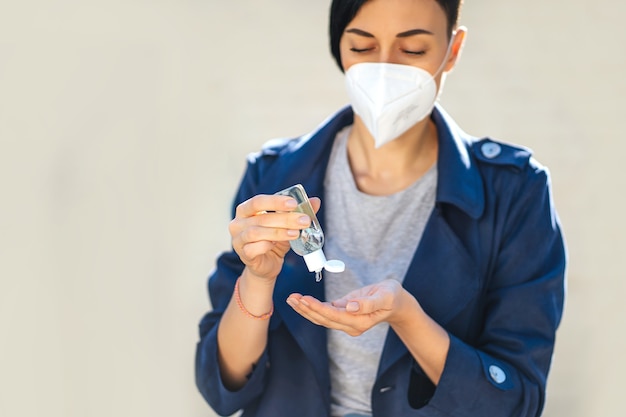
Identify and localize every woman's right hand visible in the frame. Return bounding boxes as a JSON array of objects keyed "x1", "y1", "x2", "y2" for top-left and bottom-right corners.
[{"x1": 229, "y1": 194, "x2": 321, "y2": 282}]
